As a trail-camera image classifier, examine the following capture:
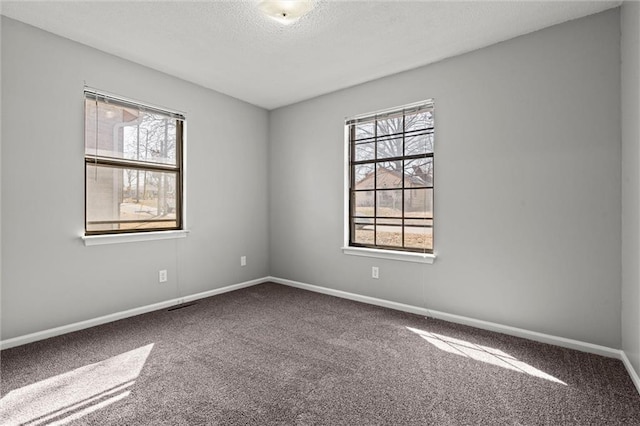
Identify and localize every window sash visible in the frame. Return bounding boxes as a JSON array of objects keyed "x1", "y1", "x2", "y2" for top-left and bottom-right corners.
[{"x1": 85, "y1": 162, "x2": 182, "y2": 235}]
